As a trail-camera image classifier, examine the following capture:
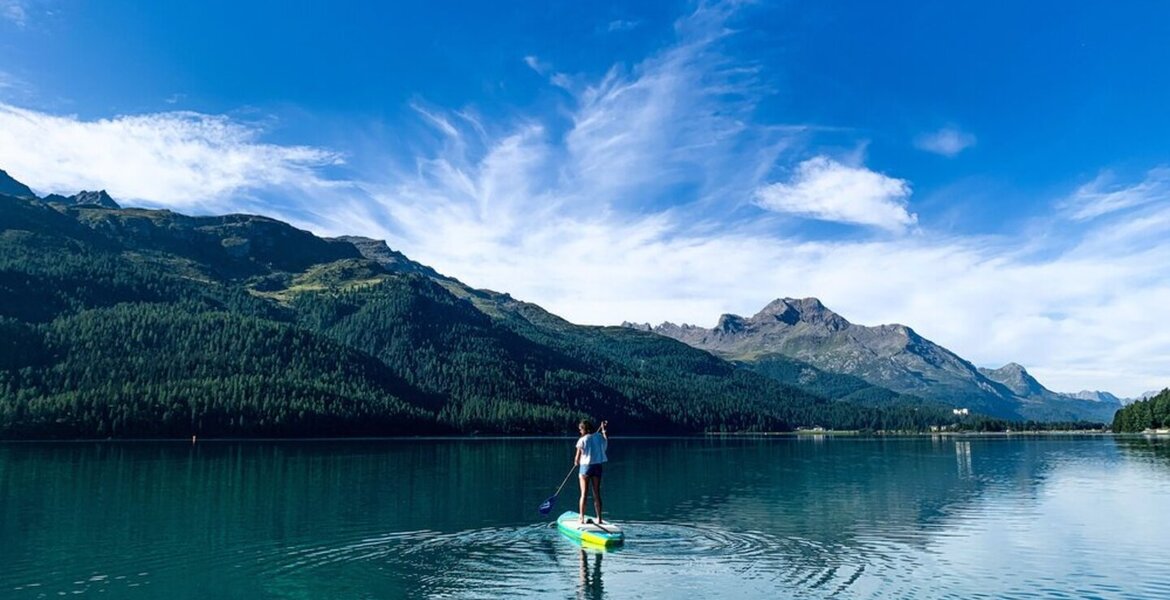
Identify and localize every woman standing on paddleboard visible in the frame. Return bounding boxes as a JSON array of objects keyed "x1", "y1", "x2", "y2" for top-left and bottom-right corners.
[{"x1": 575, "y1": 419, "x2": 608, "y2": 524}]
